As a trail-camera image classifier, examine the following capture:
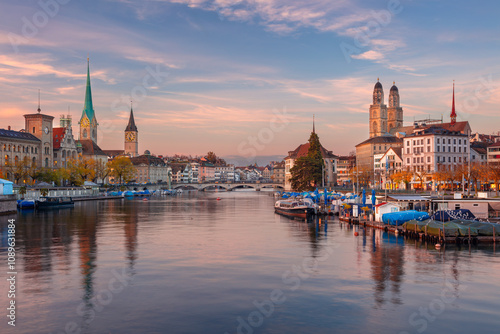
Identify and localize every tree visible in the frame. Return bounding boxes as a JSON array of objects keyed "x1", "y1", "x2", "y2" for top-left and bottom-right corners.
[
  {"x1": 67, "y1": 158, "x2": 96, "y2": 186},
  {"x1": 393, "y1": 170, "x2": 412, "y2": 190},
  {"x1": 290, "y1": 132, "x2": 324, "y2": 191},
  {"x1": 109, "y1": 156, "x2": 136, "y2": 184},
  {"x1": 94, "y1": 159, "x2": 111, "y2": 183},
  {"x1": 205, "y1": 151, "x2": 226, "y2": 165},
  {"x1": 5, "y1": 157, "x2": 30, "y2": 184},
  {"x1": 414, "y1": 169, "x2": 429, "y2": 190}
]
